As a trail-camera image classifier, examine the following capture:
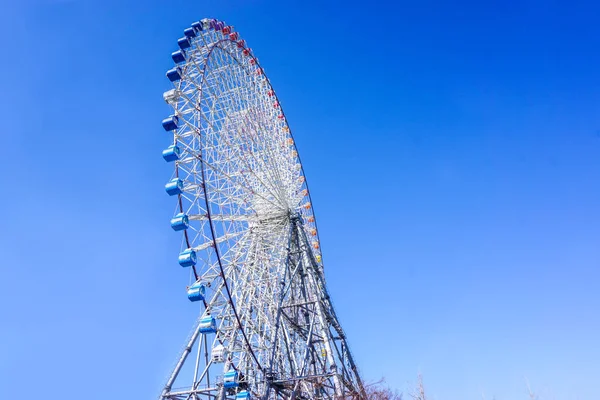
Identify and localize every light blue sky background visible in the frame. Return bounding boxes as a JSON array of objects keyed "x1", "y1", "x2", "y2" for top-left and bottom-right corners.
[{"x1": 1, "y1": 1, "x2": 599, "y2": 399}]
